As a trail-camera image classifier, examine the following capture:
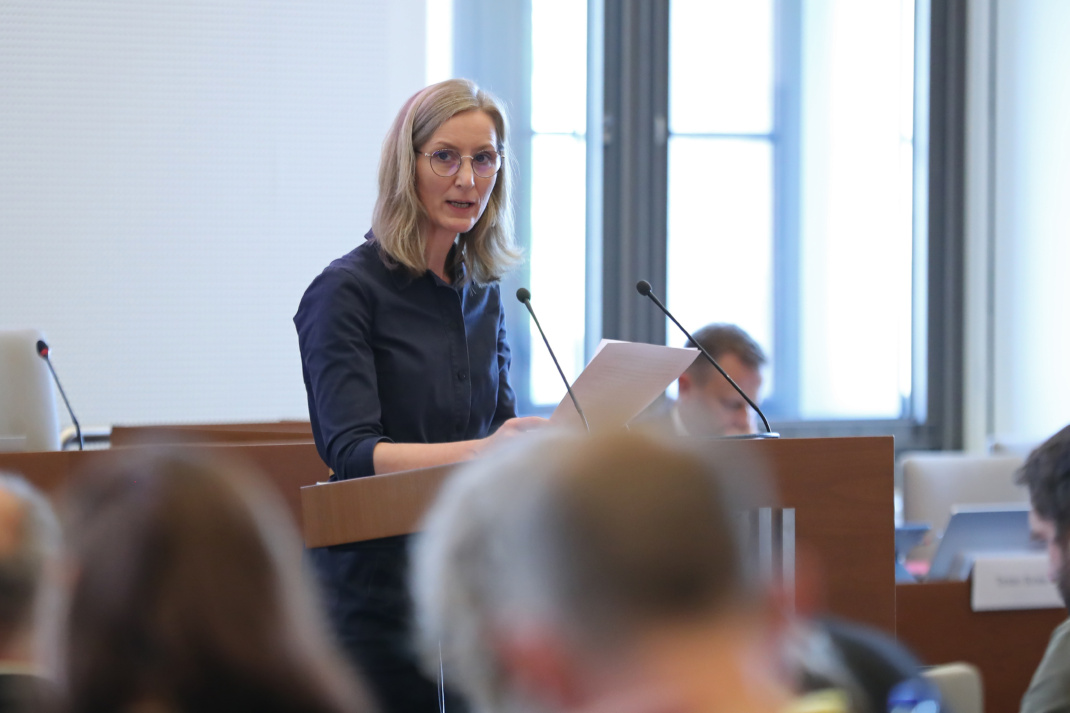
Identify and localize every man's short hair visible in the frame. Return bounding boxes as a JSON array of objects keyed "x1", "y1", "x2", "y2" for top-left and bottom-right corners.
[
  {"x1": 1016, "y1": 425, "x2": 1070, "y2": 538},
  {"x1": 684, "y1": 323, "x2": 766, "y2": 381},
  {"x1": 0, "y1": 472, "x2": 59, "y2": 641},
  {"x1": 411, "y1": 432, "x2": 772, "y2": 713}
]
